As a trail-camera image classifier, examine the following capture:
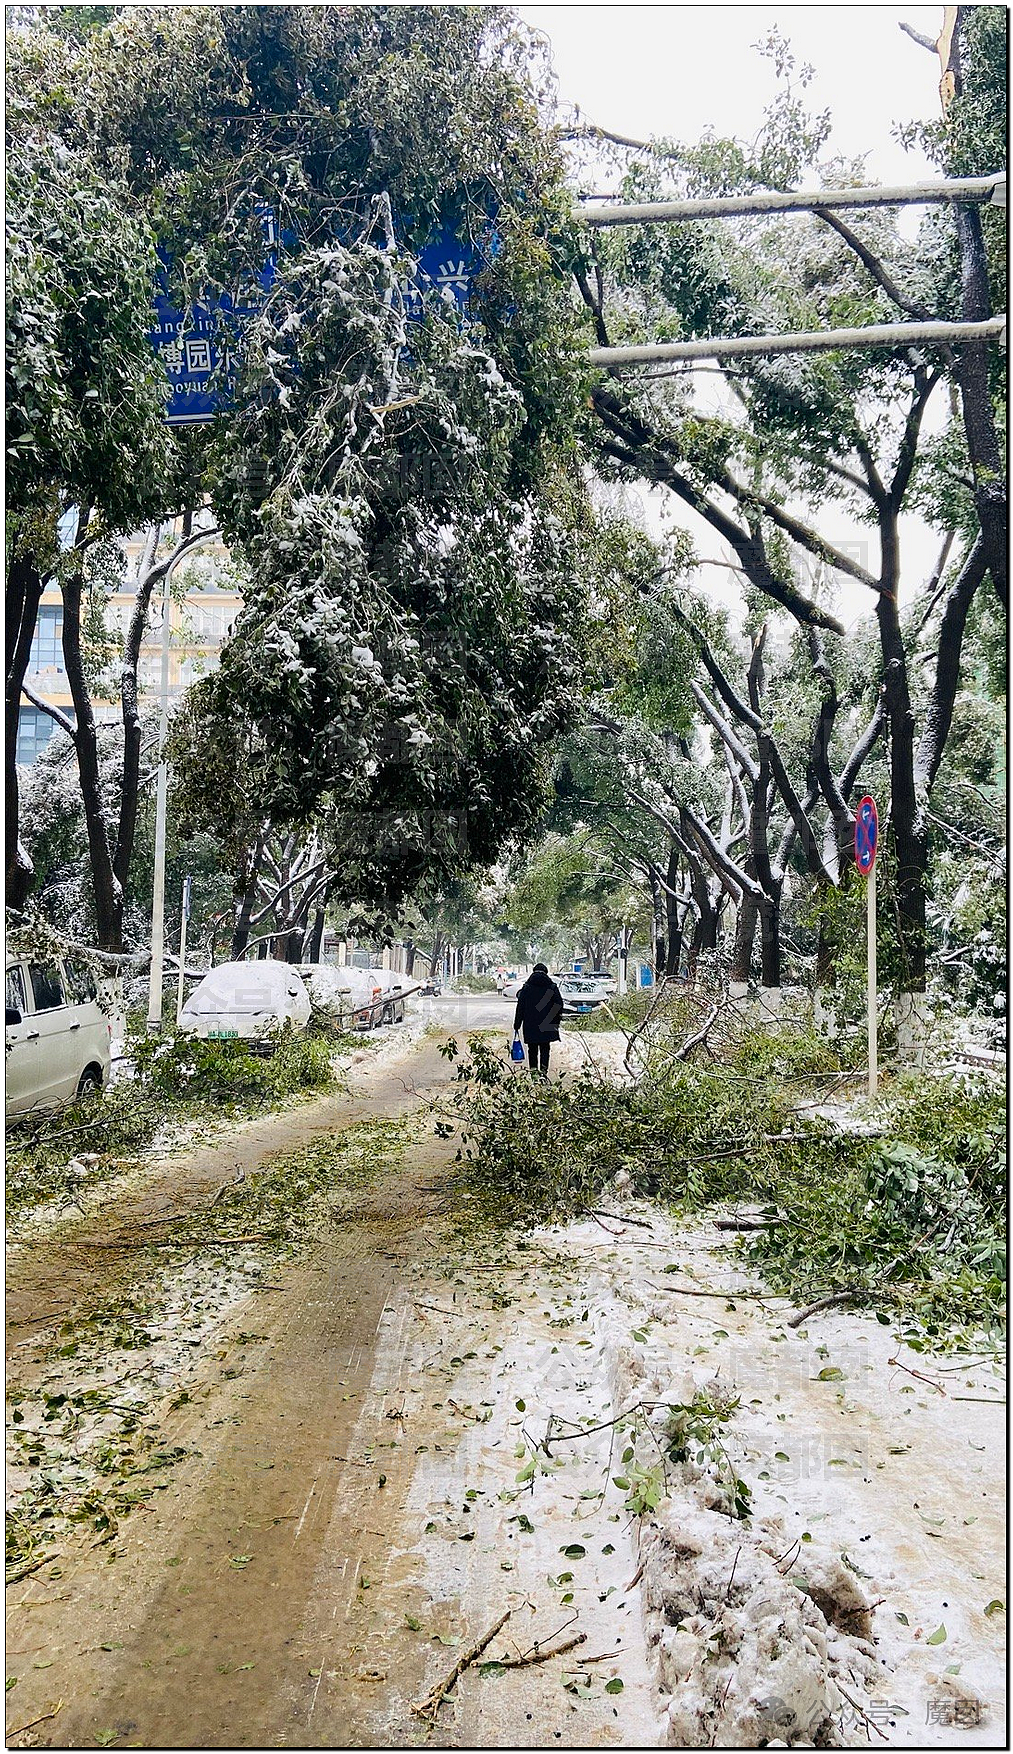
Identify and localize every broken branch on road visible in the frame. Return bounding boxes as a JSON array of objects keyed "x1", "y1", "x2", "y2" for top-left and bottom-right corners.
[
  {"x1": 492, "y1": 1631, "x2": 587, "y2": 1669},
  {"x1": 411, "y1": 1609, "x2": 511, "y2": 1725}
]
